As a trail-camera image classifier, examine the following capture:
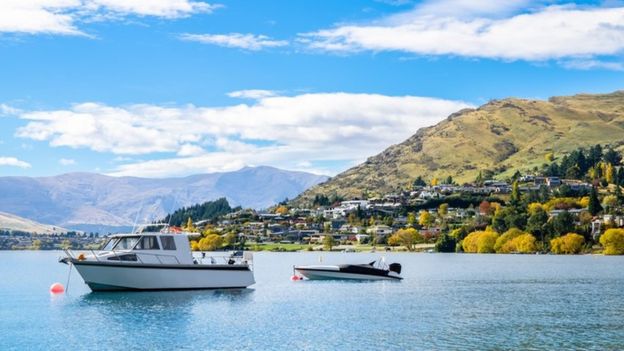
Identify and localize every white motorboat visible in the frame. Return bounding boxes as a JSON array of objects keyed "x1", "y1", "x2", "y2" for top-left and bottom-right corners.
[
  {"x1": 294, "y1": 260, "x2": 402, "y2": 281},
  {"x1": 60, "y1": 231, "x2": 255, "y2": 291}
]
